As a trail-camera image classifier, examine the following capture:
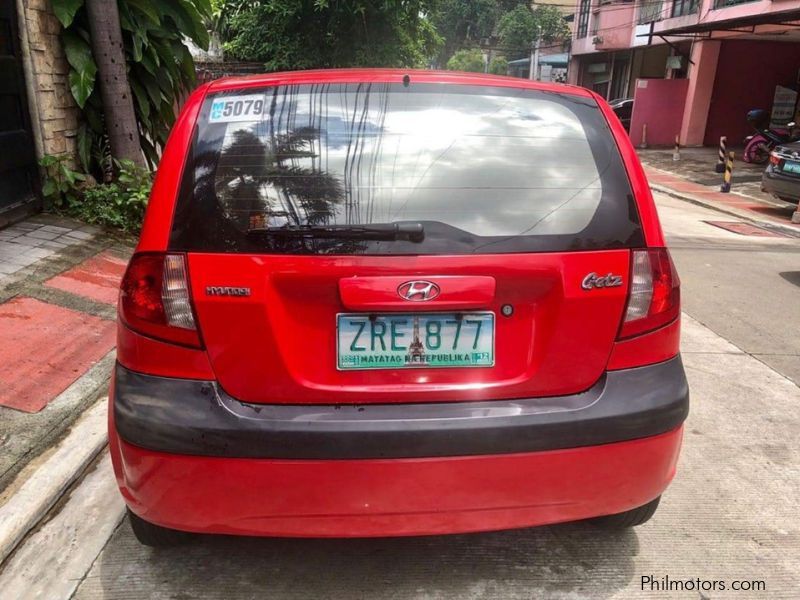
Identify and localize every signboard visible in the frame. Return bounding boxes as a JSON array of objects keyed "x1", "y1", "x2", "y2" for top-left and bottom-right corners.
[
  {"x1": 666, "y1": 56, "x2": 684, "y2": 70},
  {"x1": 770, "y1": 85, "x2": 797, "y2": 128}
]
